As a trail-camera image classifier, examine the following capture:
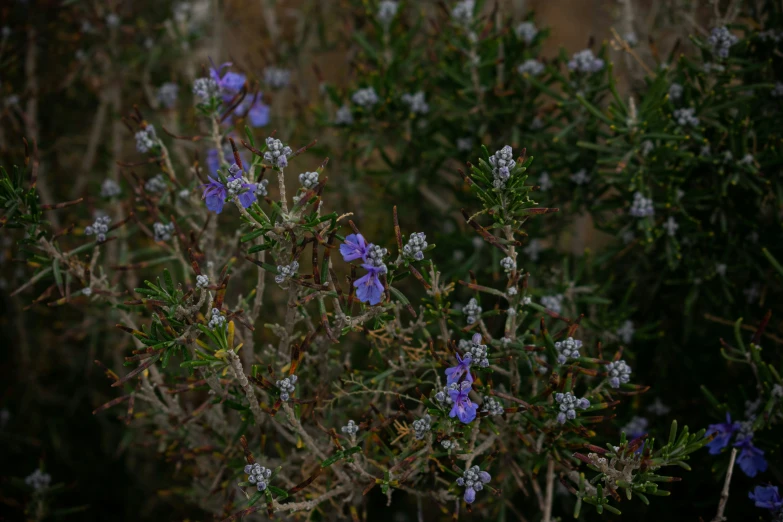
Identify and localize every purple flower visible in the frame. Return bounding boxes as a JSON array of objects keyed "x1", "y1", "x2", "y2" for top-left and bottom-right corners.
[
  {"x1": 457, "y1": 466, "x2": 491, "y2": 504},
  {"x1": 354, "y1": 265, "x2": 386, "y2": 305},
  {"x1": 340, "y1": 234, "x2": 368, "y2": 262},
  {"x1": 448, "y1": 381, "x2": 478, "y2": 424},
  {"x1": 705, "y1": 413, "x2": 738, "y2": 455},
  {"x1": 210, "y1": 61, "x2": 246, "y2": 96},
  {"x1": 247, "y1": 98, "x2": 271, "y2": 127},
  {"x1": 749, "y1": 485, "x2": 783, "y2": 510},
  {"x1": 621, "y1": 416, "x2": 649, "y2": 440},
  {"x1": 445, "y1": 353, "x2": 473, "y2": 386},
  {"x1": 735, "y1": 437, "x2": 768, "y2": 477},
  {"x1": 227, "y1": 94, "x2": 271, "y2": 128},
  {"x1": 206, "y1": 147, "x2": 250, "y2": 176},
  {"x1": 201, "y1": 164, "x2": 257, "y2": 214}
]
